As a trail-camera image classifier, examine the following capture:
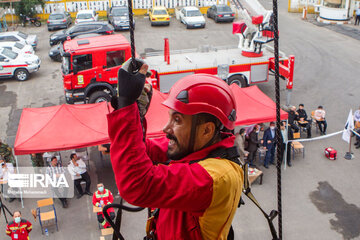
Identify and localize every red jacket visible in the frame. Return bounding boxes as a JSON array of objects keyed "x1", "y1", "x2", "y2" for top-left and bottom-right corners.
[
  {"x1": 92, "y1": 189, "x2": 115, "y2": 214},
  {"x1": 108, "y1": 103, "x2": 243, "y2": 240},
  {"x1": 6, "y1": 219, "x2": 32, "y2": 240}
]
